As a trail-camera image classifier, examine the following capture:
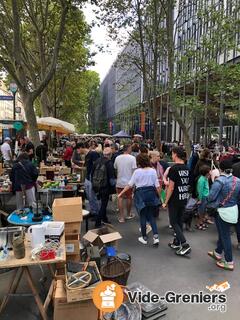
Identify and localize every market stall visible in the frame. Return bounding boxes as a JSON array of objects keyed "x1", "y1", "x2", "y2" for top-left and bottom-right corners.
[
  {"x1": 37, "y1": 117, "x2": 75, "y2": 135},
  {"x1": 113, "y1": 130, "x2": 131, "y2": 139}
]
